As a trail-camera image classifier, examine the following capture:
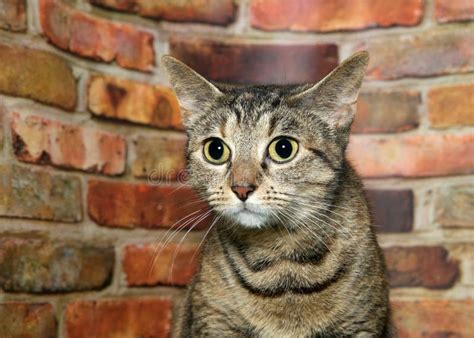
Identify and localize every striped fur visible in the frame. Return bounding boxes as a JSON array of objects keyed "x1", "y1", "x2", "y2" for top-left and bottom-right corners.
[{"x1": 163, "y1": 52, "x2": 391, "y2": 337}]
